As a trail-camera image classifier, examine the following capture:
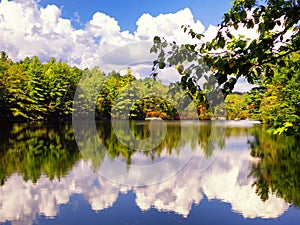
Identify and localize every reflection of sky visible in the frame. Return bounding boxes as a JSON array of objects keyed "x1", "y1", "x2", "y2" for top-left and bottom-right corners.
[{"x1": 0, "y1": 135, "x2": 291, "y2": 224}]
